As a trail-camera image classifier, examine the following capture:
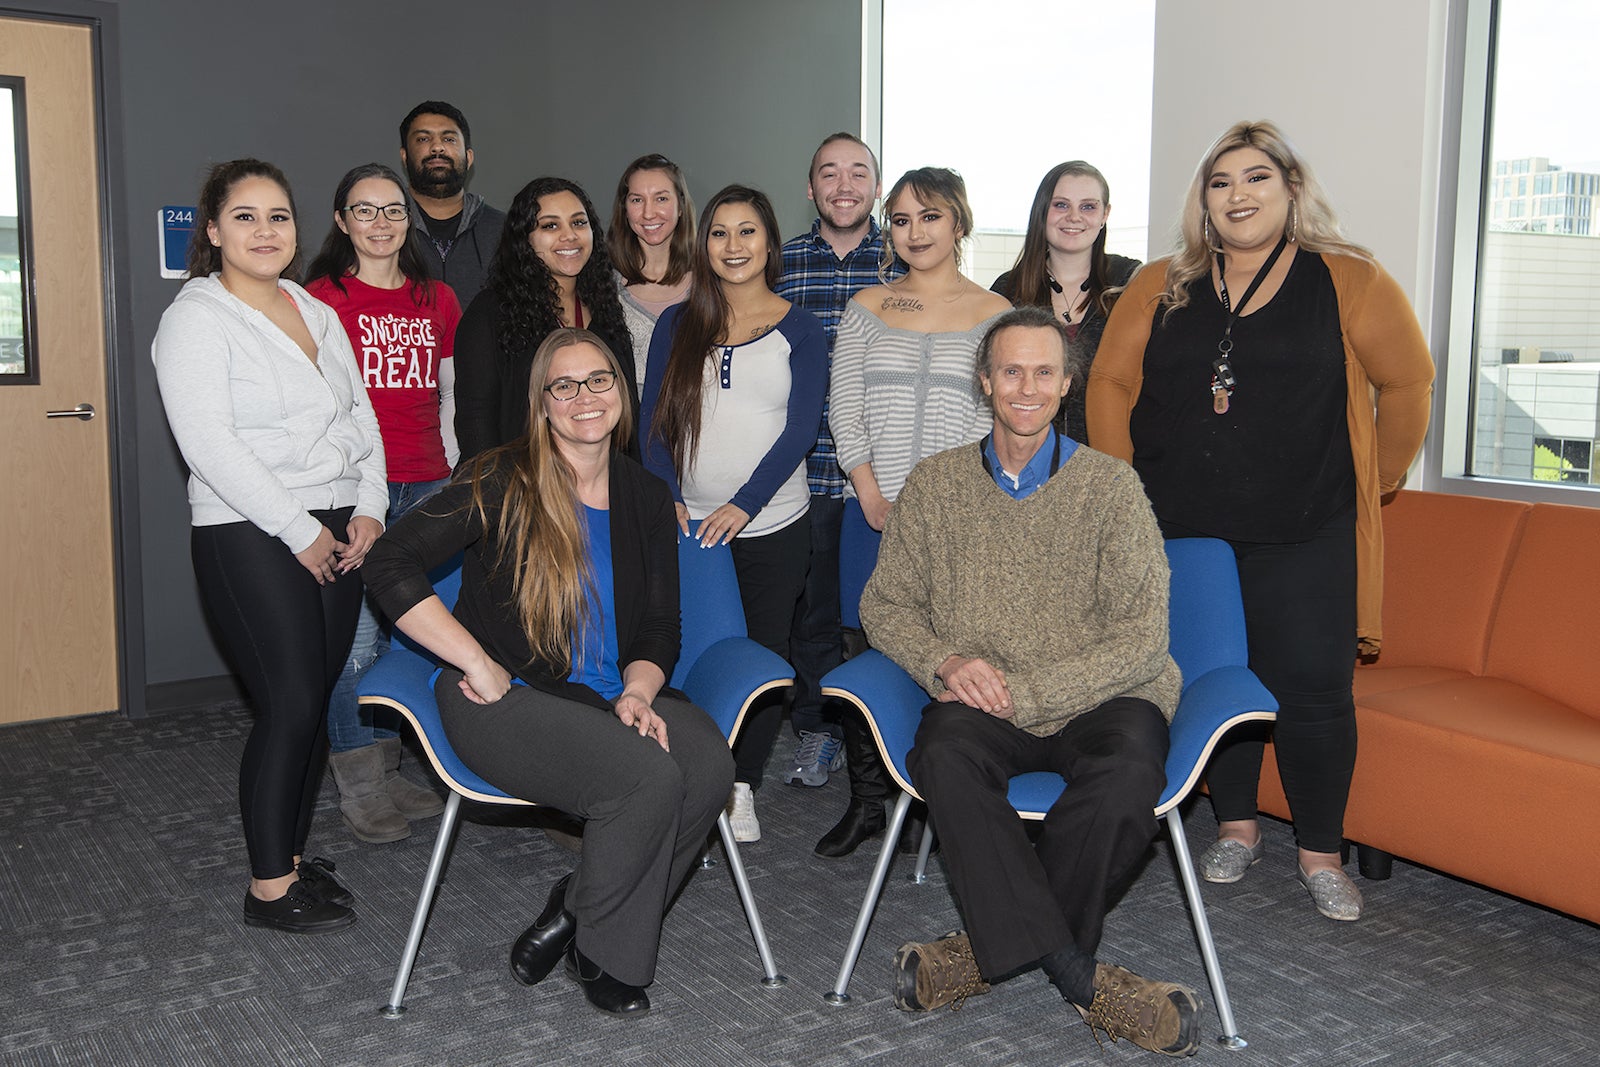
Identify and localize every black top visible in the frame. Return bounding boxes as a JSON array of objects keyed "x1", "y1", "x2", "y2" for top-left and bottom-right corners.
[
  {"x1": 991, "y1": 253, "x2": 1141, "y2": 445},
  {"x1": 1129, "y1": 250, "x2": 1354, "y2": 543},
  {"x1": 453, "y1": 289, "x2": 640, "y2": 463},
  {"x1": 363, "y1": 453, "x2": 680, "y2": 713}
]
